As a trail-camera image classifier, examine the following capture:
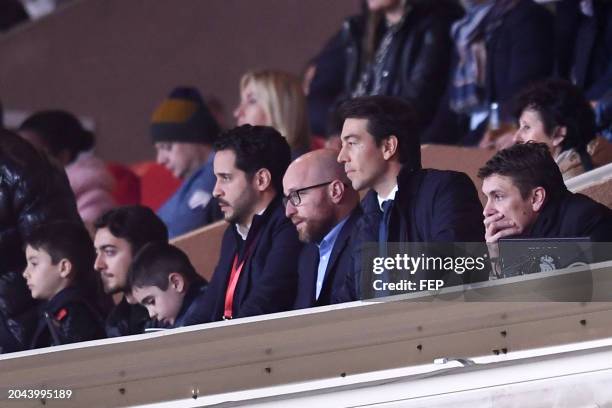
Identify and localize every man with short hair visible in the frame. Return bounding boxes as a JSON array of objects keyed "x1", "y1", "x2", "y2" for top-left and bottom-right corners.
[
  {"x1": 198, "y1": 125, "x2": 302, "y2": 322},
  {"x1": 283, "y1": 149, "x2": 361, "y2": 308},
  {"x1": 151, "y1": 86, "x2": 222, "y2": 238},
  {"x1": 336, "y1": 95, "x2": 486, "y2": 301},
  {"x1": 479, "y1": 142, "x2": 612, "y2": 245},
  {"x1": 93, "y1": 206, "x2": 169, "y2": 337}
]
